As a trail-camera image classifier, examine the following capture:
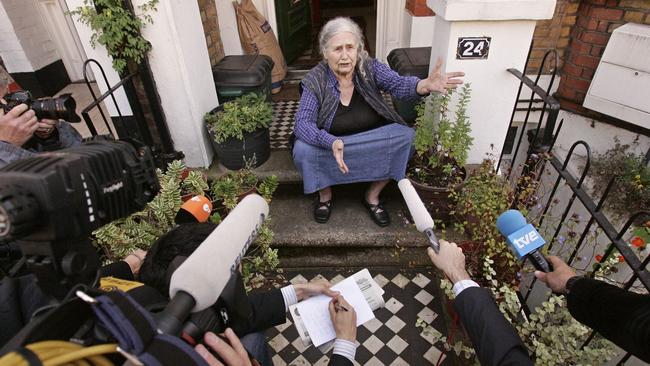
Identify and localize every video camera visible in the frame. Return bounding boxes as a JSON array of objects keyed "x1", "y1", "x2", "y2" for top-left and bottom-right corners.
[
  {"x1": 0, "y1": 90, "x2": 81, "y2": 122},
  {"x1": 0, "y1": 137, "x2": 159, "y2": 298},
  {"x1": 0, "y1": 137, "x2": 263, "y2": 364}
]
